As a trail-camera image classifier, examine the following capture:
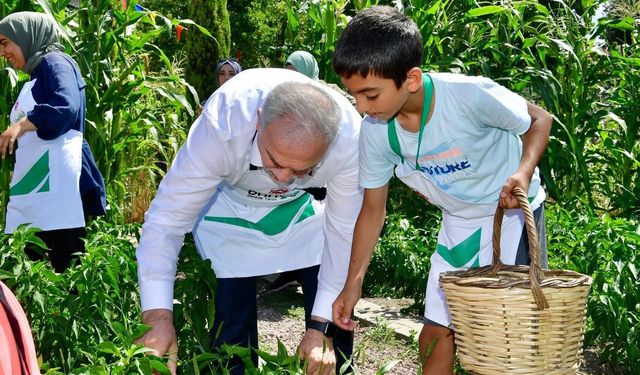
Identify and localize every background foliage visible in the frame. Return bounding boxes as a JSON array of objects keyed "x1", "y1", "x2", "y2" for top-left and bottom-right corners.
[
  {"x1": 227, "y1": 0, "x2": 289, "y2": 68},
  {"x1": 184, "y1": 0, "x2": 230, "y2": 99},
  {"x1": 0, "y1": 0, "x2": 638, "y2": 373}
]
